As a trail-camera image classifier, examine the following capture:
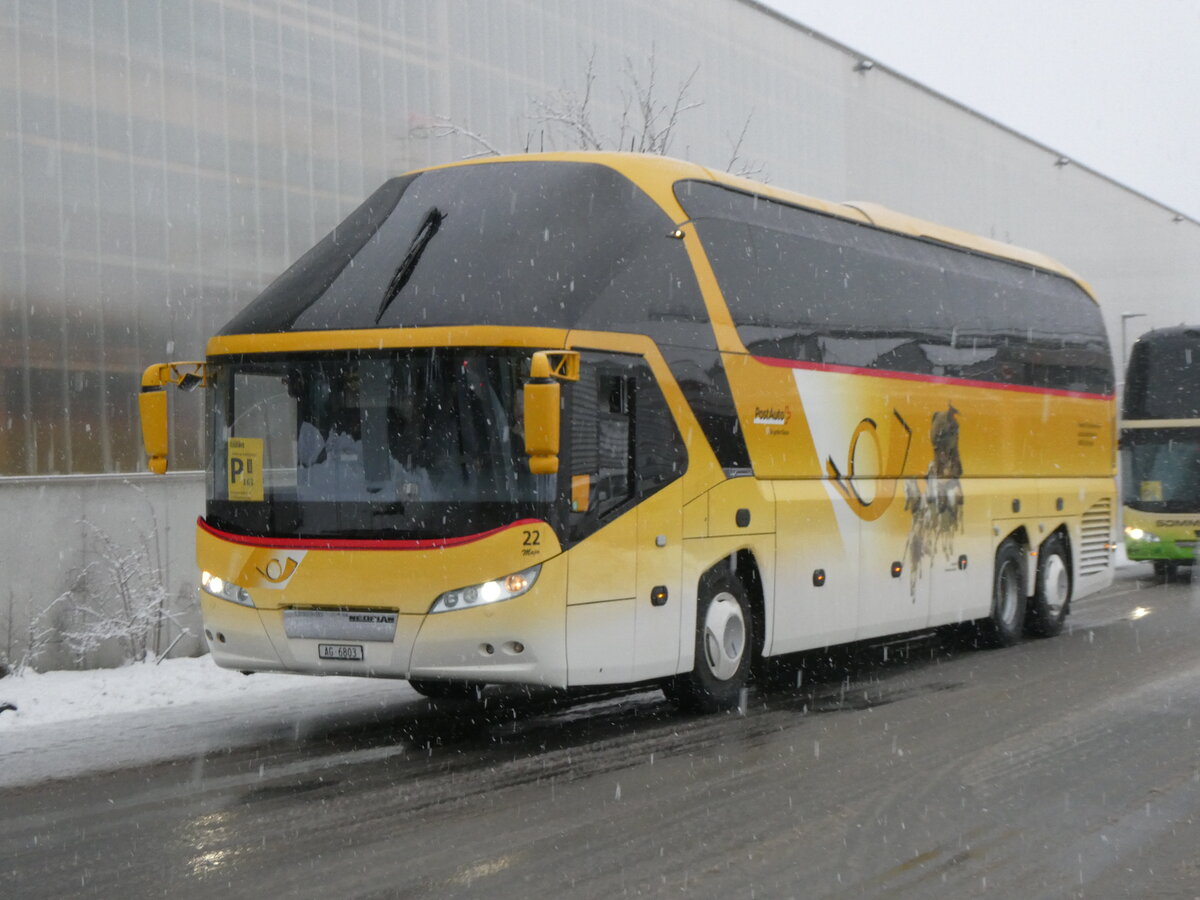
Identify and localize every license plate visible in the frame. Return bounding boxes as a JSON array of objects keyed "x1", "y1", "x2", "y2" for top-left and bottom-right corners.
[{"x1": 318, "y1": 643, "x2": 364, "y2": 661}]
